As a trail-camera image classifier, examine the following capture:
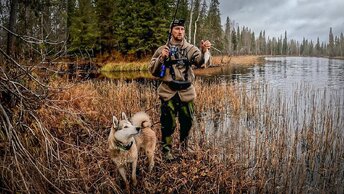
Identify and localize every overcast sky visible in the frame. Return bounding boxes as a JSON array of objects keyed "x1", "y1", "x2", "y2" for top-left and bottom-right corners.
[{"x1": 219, "y1": 0, "x2": 344, "y2": 43}]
